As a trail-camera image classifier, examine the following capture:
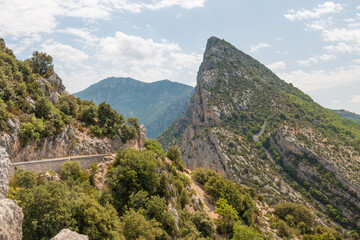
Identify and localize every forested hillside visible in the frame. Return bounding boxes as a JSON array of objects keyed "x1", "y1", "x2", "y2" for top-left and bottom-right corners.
[
  {"x1": 0, "y1": 38, "x2": 140, "y2": 161},
  {"x1": 74, "y1": 77, "x2": 194, "y2": 138}
]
